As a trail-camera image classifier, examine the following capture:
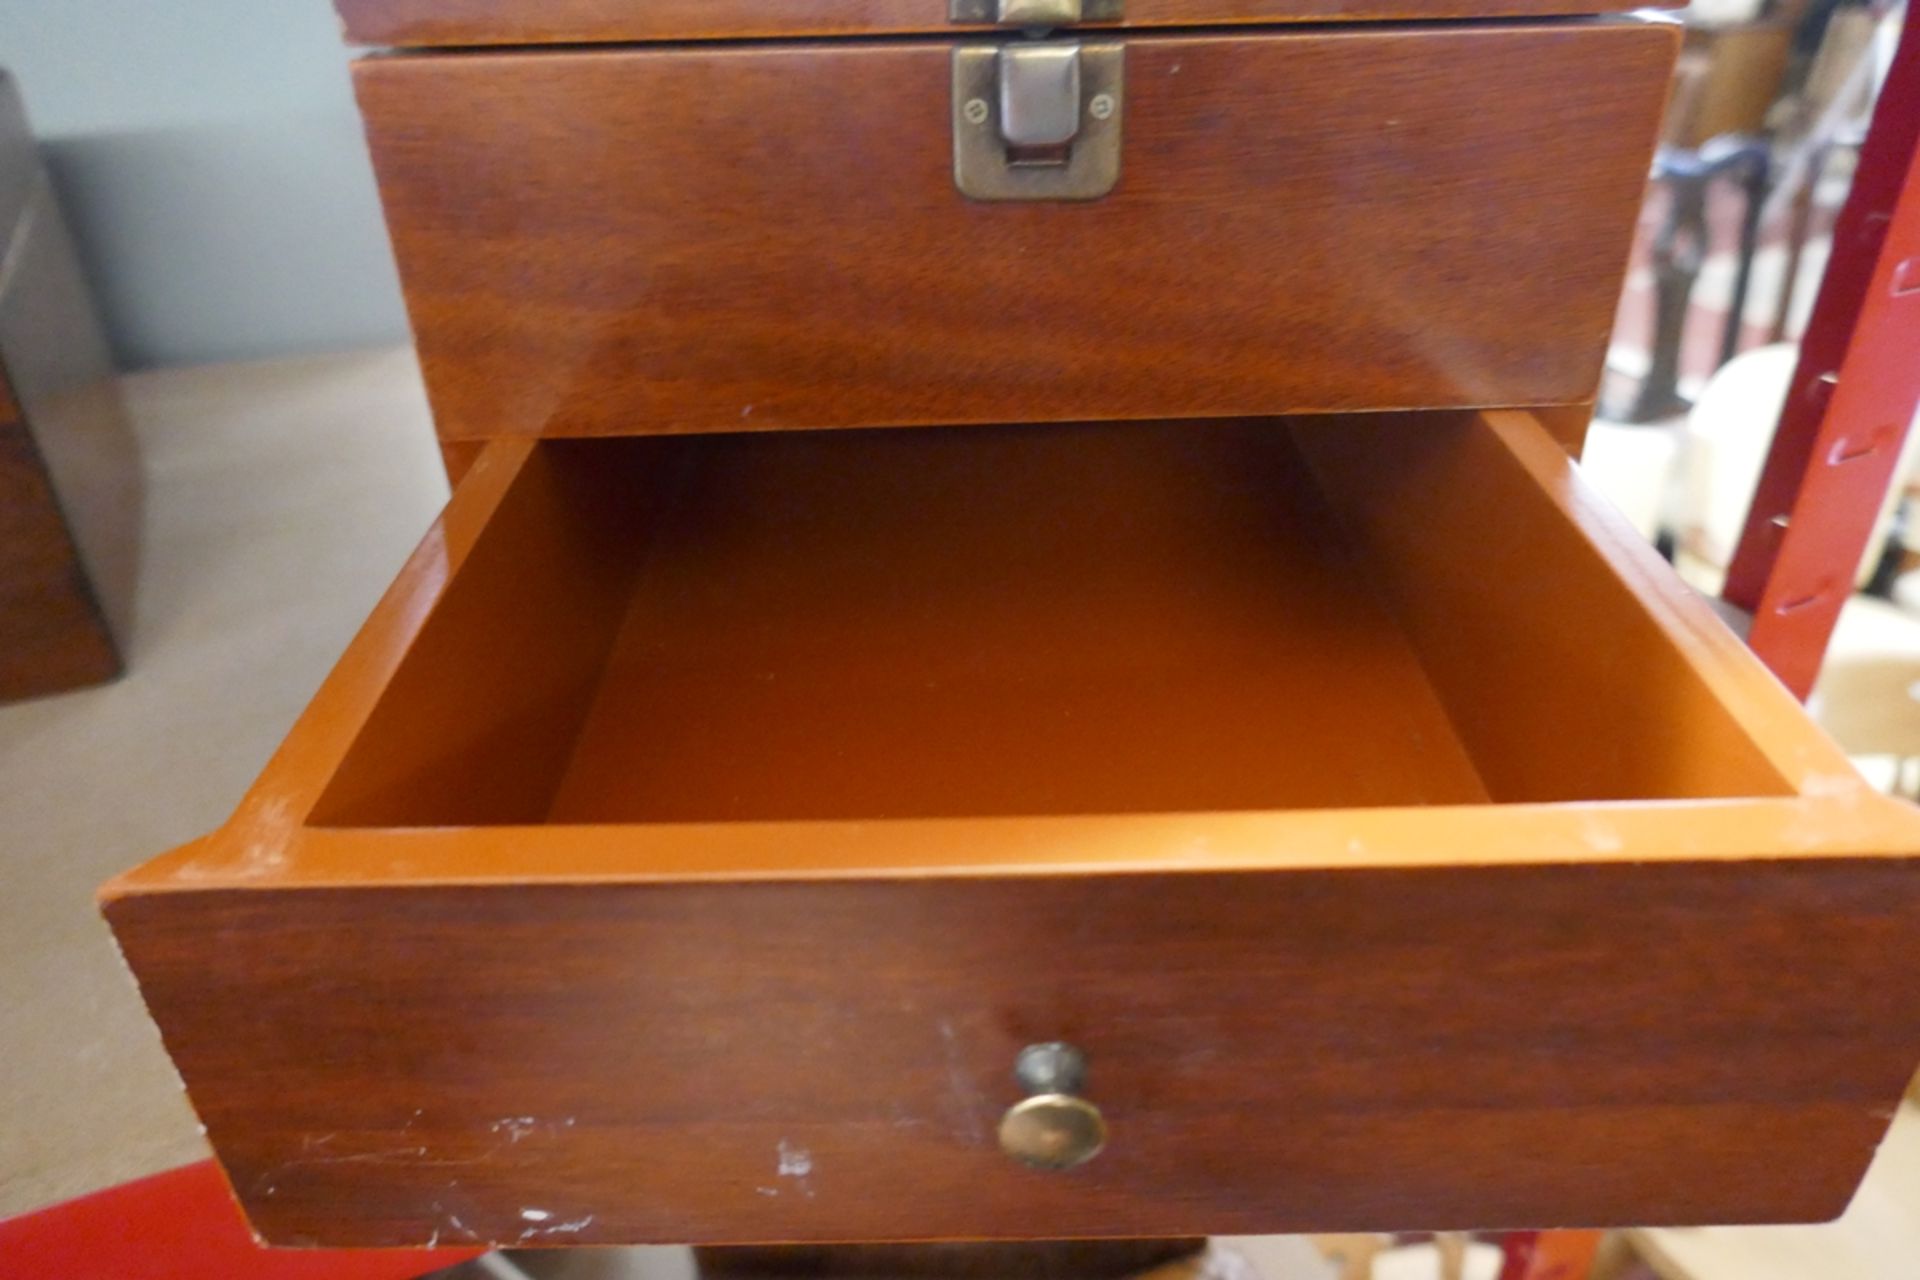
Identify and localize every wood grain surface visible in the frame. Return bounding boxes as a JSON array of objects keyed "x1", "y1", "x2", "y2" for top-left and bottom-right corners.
[
  {"x1": 102, "y1": 411, "x2": 1920, "y2": 1242},
  {"x1": 107, "y1": 862, "x2": 1920, "y2": 1245},
  {"x1": 336, "y1": 0, "x2": 1679, "y2": 47},
  {"x1": 355, "y1": 22, "x2": 1676, "y2": 440},
  {"x1": 0, "y1": 368, "x2": 120, "y2": 698}
]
